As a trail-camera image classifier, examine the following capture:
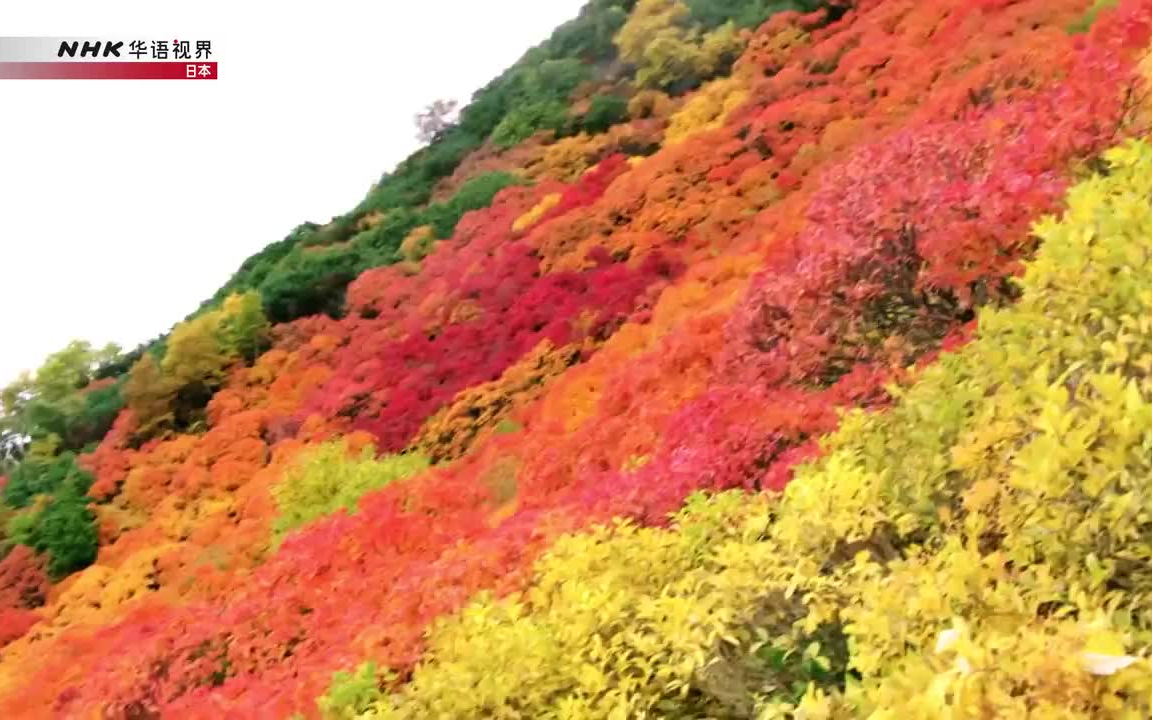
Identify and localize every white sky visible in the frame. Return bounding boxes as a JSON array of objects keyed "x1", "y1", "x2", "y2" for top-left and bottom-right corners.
[{"x1": 0, "y1": 0, "x2": 587, "y2": 387}]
